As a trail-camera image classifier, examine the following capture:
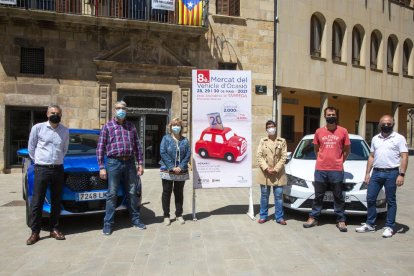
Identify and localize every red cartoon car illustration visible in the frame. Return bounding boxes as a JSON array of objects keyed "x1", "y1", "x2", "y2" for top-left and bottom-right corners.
[{"x1": 195, "y1": 127, "x2": 247, "y2": 162}]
